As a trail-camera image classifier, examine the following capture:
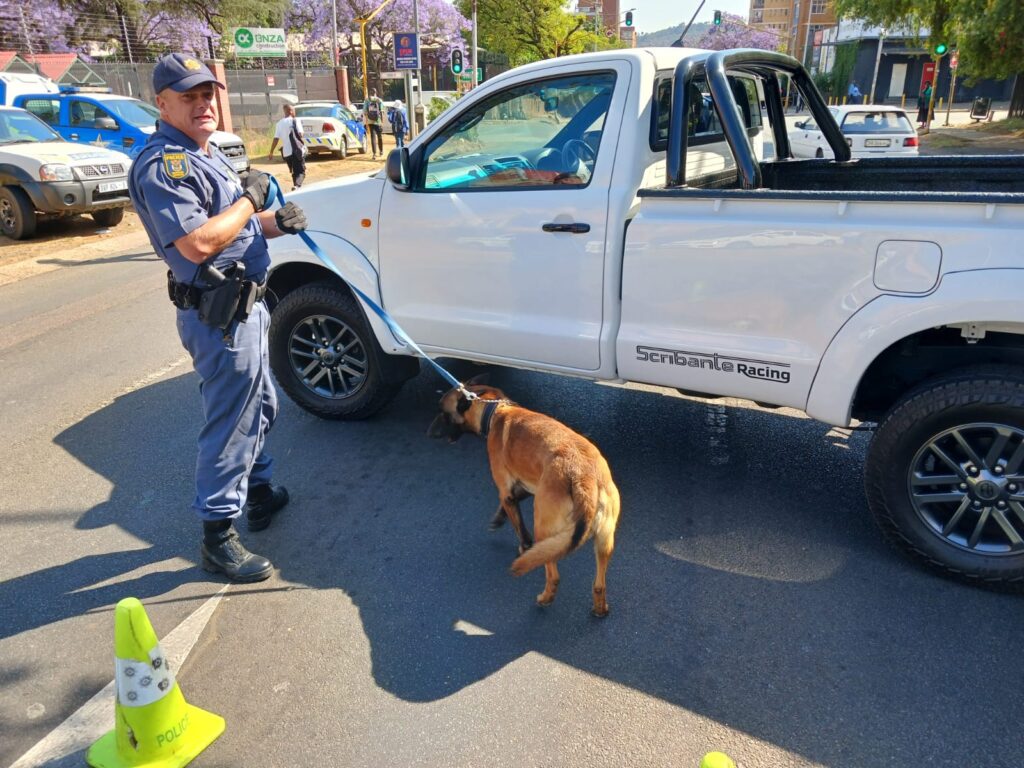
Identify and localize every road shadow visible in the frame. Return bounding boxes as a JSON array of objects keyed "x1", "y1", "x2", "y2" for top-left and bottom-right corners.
[{"x1": 41, "y1": 363, "x2": 1024, "y2": 766}]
